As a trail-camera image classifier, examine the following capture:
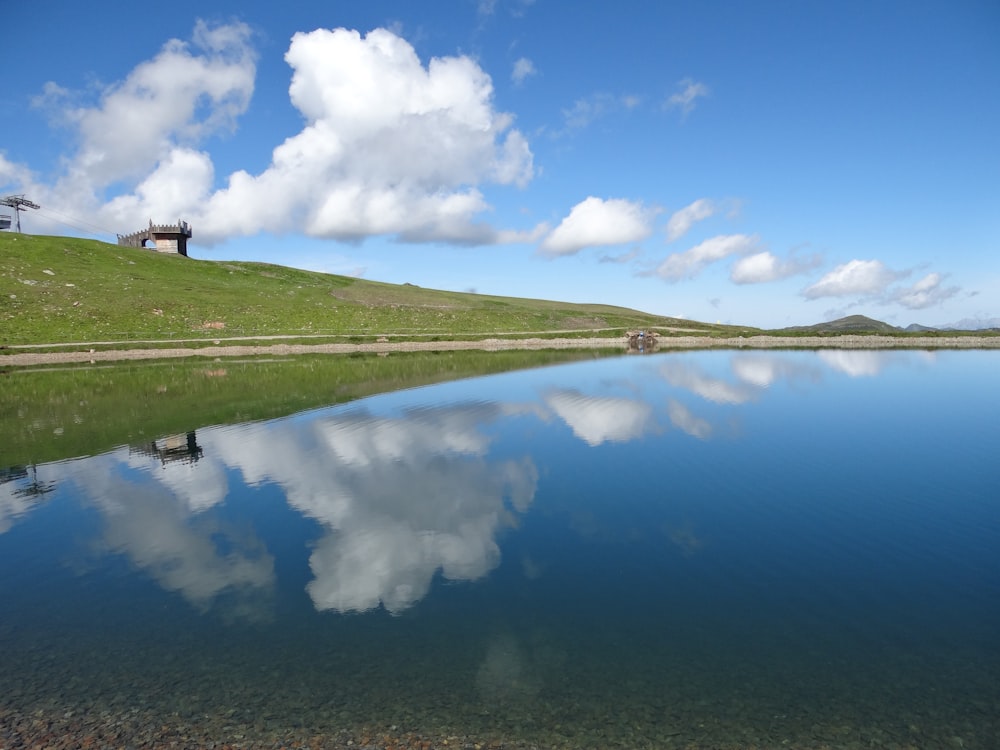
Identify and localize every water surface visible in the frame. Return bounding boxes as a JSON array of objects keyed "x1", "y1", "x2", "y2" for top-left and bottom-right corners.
[{"x1": 2, "y1": 349, "x2": 998, "y2": 749}]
